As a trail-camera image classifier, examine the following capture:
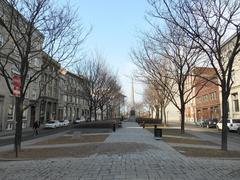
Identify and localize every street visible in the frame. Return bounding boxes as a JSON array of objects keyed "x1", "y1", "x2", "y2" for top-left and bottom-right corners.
[
  {"x1": 0, "y1": 126, "x2": 71, "y2": 147},
  {"x1": 185, "y1": 123, "x2": 240, "y2": 151}
]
